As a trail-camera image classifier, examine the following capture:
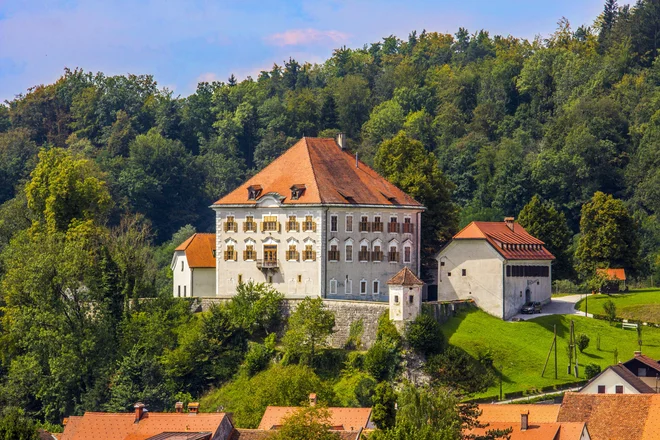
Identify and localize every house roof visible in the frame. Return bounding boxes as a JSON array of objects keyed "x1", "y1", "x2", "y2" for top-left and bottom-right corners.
[
  {"x1": 477, "y1": 404, "x2": 561, "y2": 424},
  {"x1": 213, "y1": 137, "x2": 422, "y2": 208},
  {"x1": 257, "y1": 407, "x2": 372, "y2": 431},
  {"x1": 470, "y1": 405, "x2": 584, "y2": 440},
  {"x1": 387, "y1": 267, "x2": 424, "y2": 286},
  {"x1": 589, "y1": 364, "x2": 657, "y2": 393},
  {"x1": 174, "y1": 233, "x2": 216, "y2": 268},
  {"x1": 59, "y1": 412, "x2": 228, "y2": 440},
  {"x1": 623, "y1": 353, "x2": 660, "y2": 375},
  {"x1": 596, "y1": 268, "x2": 627, "y2": 281},
  {"x1": 452, "y1": 221, "x2": 555, "y2": 261},
  {"x1": 558, "y1": 393, "x2": 660, "y2": 440},
  {"x1": 228, "y1": 429, "x2": 273, "y2": 440}
]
